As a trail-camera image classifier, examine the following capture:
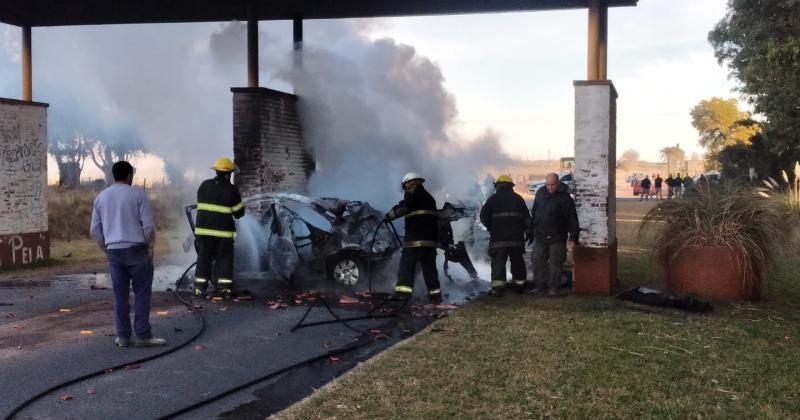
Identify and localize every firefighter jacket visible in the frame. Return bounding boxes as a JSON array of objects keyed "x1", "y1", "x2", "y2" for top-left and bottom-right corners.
[
  {"x1": 195, "y1": 175, "x2": 245, "y2": 239},
  {"x1": 479, "y1": 185, "x2": 532, "y2": 249},
  {"x1": 388, "y1": 184, "x2": 438, "y2": 248},
  {"x1": 531, "y1": 186, "x2": 579, "y2": 244}
]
